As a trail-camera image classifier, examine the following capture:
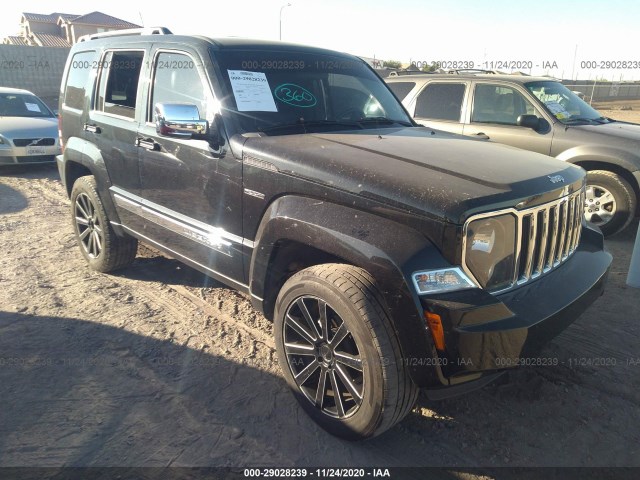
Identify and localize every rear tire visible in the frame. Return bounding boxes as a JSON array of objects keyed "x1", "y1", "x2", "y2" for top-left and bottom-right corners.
[
  {"x1": 585, "y1": 170, "x2": 636, "y2": 237},
  {"x1": 70, "y1": 175, "x2": 137, "y2": 272},
  {"x1": 274, "y1": 263, "x2": 418, "y2": 440}
]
